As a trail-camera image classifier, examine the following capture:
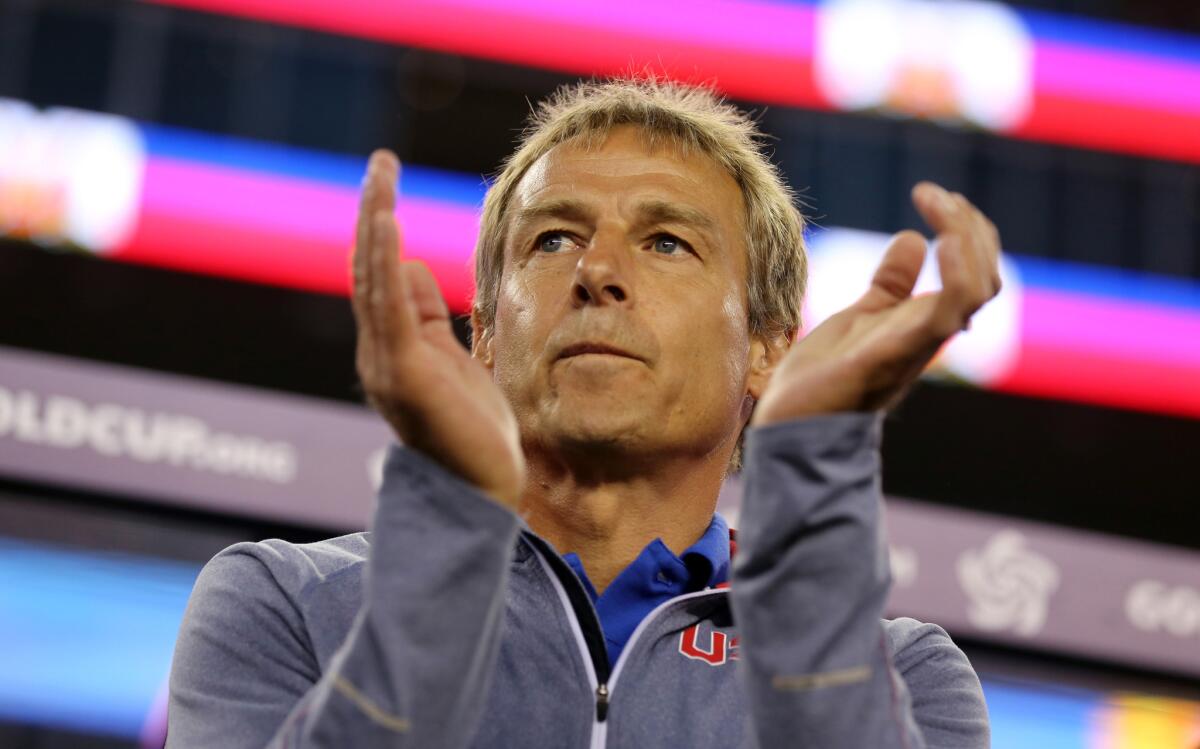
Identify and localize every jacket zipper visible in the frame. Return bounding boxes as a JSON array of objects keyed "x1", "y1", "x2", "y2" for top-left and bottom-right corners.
[
  {"x1": 594, "y1": 682, "x2": 609, "y2": 721},
  {"x1": 528, "y1": 538, "x2": 726, "y2": 747}
]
